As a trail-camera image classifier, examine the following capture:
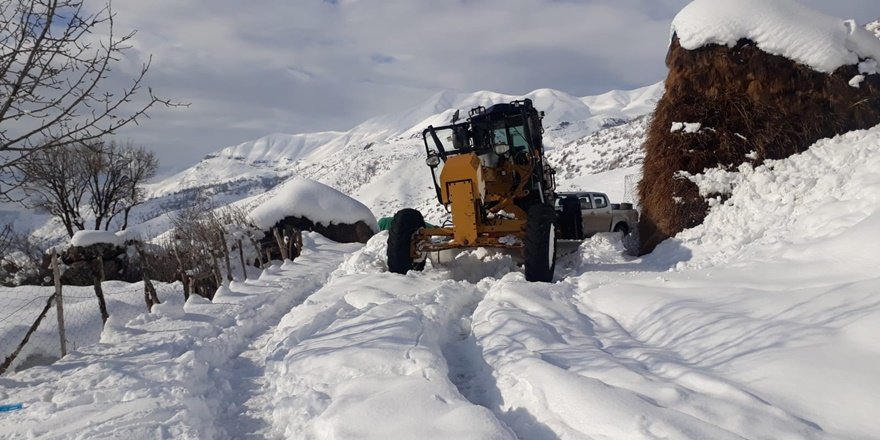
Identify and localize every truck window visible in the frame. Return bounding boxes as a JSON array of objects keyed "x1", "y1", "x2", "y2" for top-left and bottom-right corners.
[
  {"x1": 592, "y1": 195, "x2": 608, "y2": 209},
  {"x1": 579, "y1": 197, "x2": 592, "y2": 209}
]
